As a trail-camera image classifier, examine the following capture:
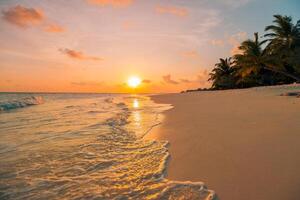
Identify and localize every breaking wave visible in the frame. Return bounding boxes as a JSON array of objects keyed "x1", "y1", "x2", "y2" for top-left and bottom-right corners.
[
  {"x1": 0, "y1": 96, "x2": 44, "y2": 111},
  {"x1": 0, "y1": 94, "x2": 216, "y2": 200}
]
